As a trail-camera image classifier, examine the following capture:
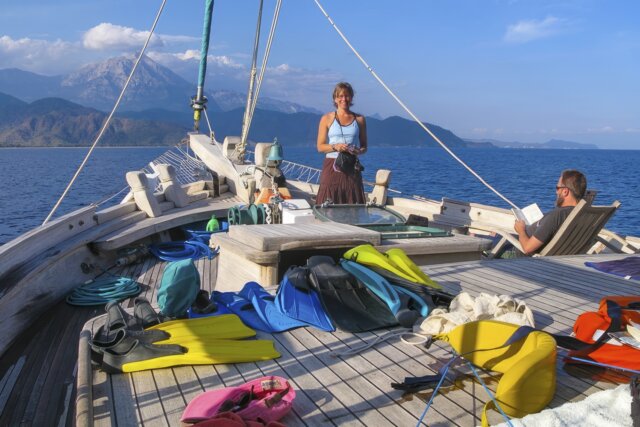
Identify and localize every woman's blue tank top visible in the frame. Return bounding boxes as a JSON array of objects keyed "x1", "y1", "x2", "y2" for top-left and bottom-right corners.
[{"x1": 326, "y1": 113, "x2": 359, "y2": 159}]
